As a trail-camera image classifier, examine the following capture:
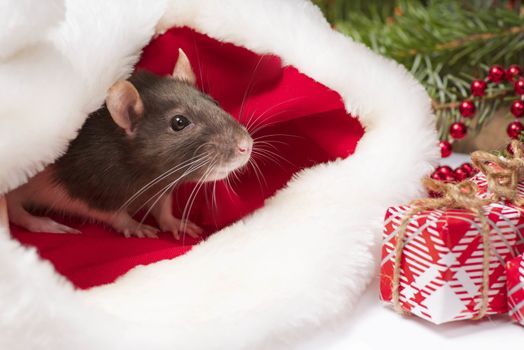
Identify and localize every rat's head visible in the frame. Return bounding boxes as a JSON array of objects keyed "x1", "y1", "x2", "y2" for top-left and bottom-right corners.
[{"x1": 105, "y1": 49, "x2": 252, "y2": 182}]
